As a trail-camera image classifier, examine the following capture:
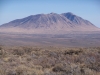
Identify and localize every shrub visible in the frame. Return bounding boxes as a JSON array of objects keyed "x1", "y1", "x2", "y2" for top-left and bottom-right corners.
[
  {"x1": 0, "y1": 47, "x2": 2, "y2": 50},
  {"x1": 64, "y1": 49, "x2": 83, "y2": 55},
  {"x1": 23, "y1": 47, "x2": 32, "y2": 54},
  {"x1": 0, "y1": 49, "x2": 6, "y2": 58},
  {"x1": 13, "y1": 49, "x2": 25, "y2": 56}
]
